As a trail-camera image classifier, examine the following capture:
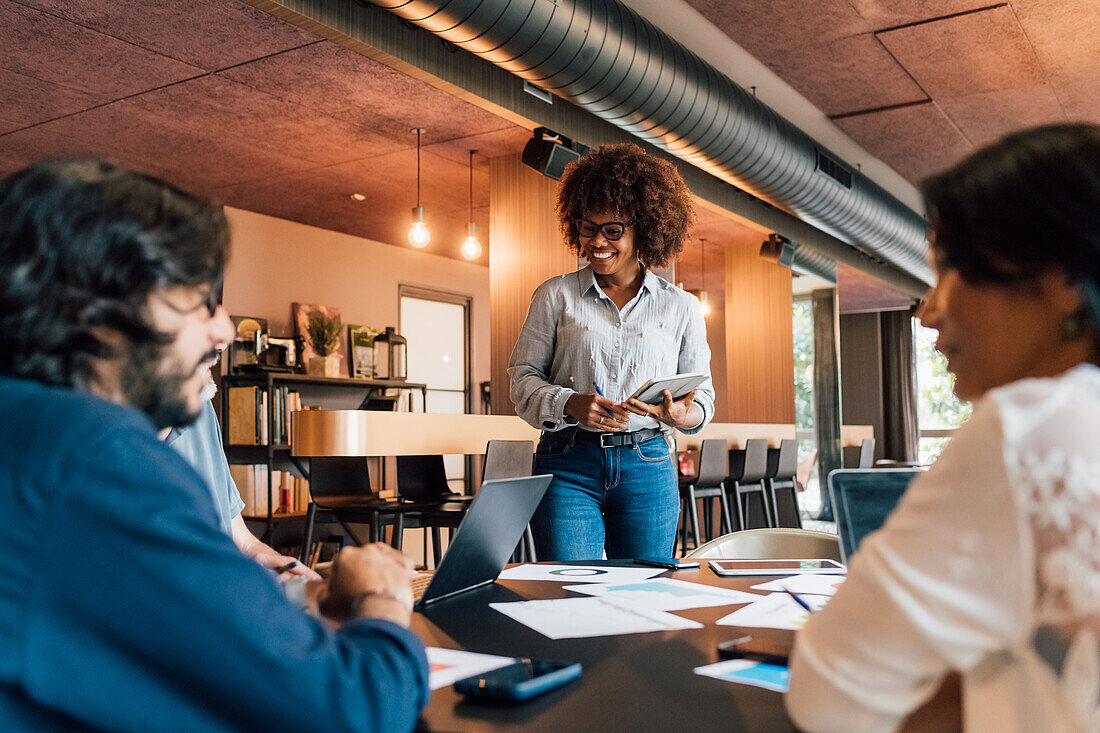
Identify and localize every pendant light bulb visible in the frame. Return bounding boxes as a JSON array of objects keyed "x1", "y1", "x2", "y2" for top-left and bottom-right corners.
[
  {"x1": 459, "y1": 149, "x2": 481, "y2": 260},
  {"x1": 698, "y1": 290, "x2": 711, "y2": 317},
  {"x1": 408, "y1": 127, "x2": 430, "y2": 249},
  {"x1": 698, "y1": 237, "x2": 711, "y2": 317},
  {"x1": 408, "y1": 206, "x2": 430, "y2": 248},
  {"x1": 460, "y1": 222, "x2": 482, "y2": 260}
]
